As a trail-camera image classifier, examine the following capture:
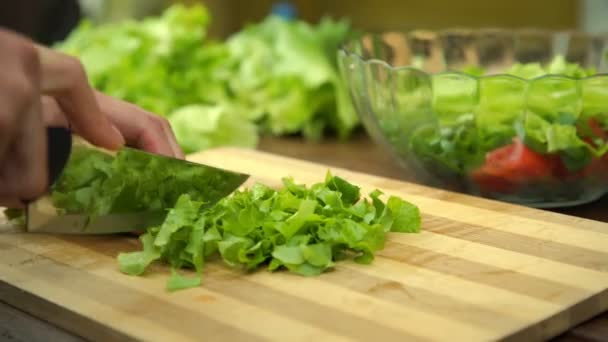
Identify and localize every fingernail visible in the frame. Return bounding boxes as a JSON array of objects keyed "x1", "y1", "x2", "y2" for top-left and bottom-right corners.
[
  {"x1": 165, "y1": 132, "x2": 185, "y2": 159},
  {"x1": 173, "y1": 144, "x2": 185, "y2": 159},
  {"x1": 111, "y1": 125, "x2": 126, "y2": 149}
]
